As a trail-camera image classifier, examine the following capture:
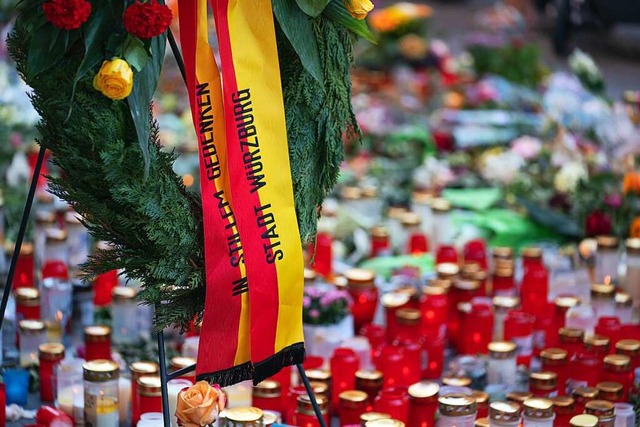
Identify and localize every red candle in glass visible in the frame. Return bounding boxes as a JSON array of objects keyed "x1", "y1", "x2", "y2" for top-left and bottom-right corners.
[
  {"x1": 287, "y1": 385, "x2": 310, "y2": 423},
  {"x1": 373, "y1": 388, "x2": 409, "y2": 423},
  {"x1": 338, "y1": 390, "x2": 368, "y2": 426},
  {"x1": 253, "y1": 380, "x2": 283, "y2": 414},
  {"x1": 459, "y1": 302, "x2": 493, "y2": 356},
  {"x1": 383, "y1": 293, "x2": 411, "y2": 344},
  {"x1": 558, "y1": 328, "x2": 585, "y2": 359},
  {"x1": 550, "y1": 396, "x2": 575, "y2": 427},
  {"x1": 520, "y1": 264, "x2": 548, "y2": 315},
  {"x1": 521, "y1": 247, "x2": 544, "y2": 269},
  {"x1": 503, "y1": 310, "x2": 535, "y2": 367},
  {"x1": 93, "y1": 270, "x2": 119, "y2": 307},
  {"x1": 395, "y1": 308, "x2": 421, "y2": 343},
  {"x1": 584, "y1": 335, "x2": 610, "y2": 357},
  {"x1": 272, "y1": 365, "x2": 292, "y2": 412},
  {"x1": 596, "y1": 381, "x2": 624, "y2": 403},
  {"x1": 463, "y1": 239, "x2": 488, "y2": 270},
  {"x1": 331, "y1": 348, "x2": 360, "y2": 410},
  {"x1": 554, "y1": 296, "x2": 580, "y2": 334},
  {"x1": 534, "y1": 303, "x2": 557, "y2": 353},
  {"x1": 0, "y1": 384, "x2": 5, "y2": 427},
  {"x1": 38, "y1": 343, "x2": 64, "y2": 402},
  {"x1": 472, "y1": 390, "x2": 489, "y2": 419},
  {"x1": 616, "y1": 339, "x2": 640, "y2": 370},
  {"x1": 14, "y1": 243, "x2": 35, "y2": 289},
  {"x1": 294, "y1": 395, "x2": 329, "y2": 427},
  {"x1": 540, "y1": 348, "x2": 568, "y2": 395},
  {"x1": 303, "y1": 355, "x2": 324, "y2": 371},
  {"x1": 452, "y1": 279, "x2": 483, "y2": 305},
  {"x1": 529, "y1": 371, "x2": 558, "y2": 397},
  {"x1": 83, "y1": 325, "x2": 111, "y2": 361},
  {"x1": 130, "y1": 361, "x2": 159, "y2": 425},
  {"x1": 375, "y1": 344, "x2": 405, "y2": 389},
  {"x1": 137, "y1": 376, "x2": 162, "y2": 416},
  {"x1": 41, "y1": 260, "x2": 68, "y2": 280},
  {"x1": 312, "y1": 232, "x2": 333, "y2": 278},
  {"x1": 571, "y1": 387, "x2": 597, "y2": 415},
  {"x1": 408, "y1": 233, "x2": 429, "y2": 255},
  {"x1": 355, "y1": 370, "x2": 383, "y2": 406},
  {"x1": 397, "y1": 339, "x2": 422, "y2": 387},
  {"x1": 419, "y1": 284, "x2": 448, "y2": 339},
  {"x1": 15, "y1": 288, "x2": 41, "y2": 321},
  {"x1": 422, "y1": 335, "x2": 444, "y2": 379},
  {"x1": 371, "y1": 226, "x2": 391, "y2": 258},
  {"x1": 345, "y1": 269, "x2": 379, "y2": 334},
  {"x1": 602, "y1": 354, "x2": 633, "y2": 401},
  {"x1": 567, "y1": 352, "x2": 602, "y2": 391},
  {"x1": 435, "y1": 245, "x2": 458, "y2": 265},
  {"x1": 35, "y1": 405, "x2": 73, "y2": 426},
  {"x1": 407, "y1": 382, "x2": 439, "y2": 427},
  {"x1": 595, "y1": 317, "x2": 622, "y2": 349},
  {"x1": 492, "y1": 265, "x2": 515, "y2": 296}
]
